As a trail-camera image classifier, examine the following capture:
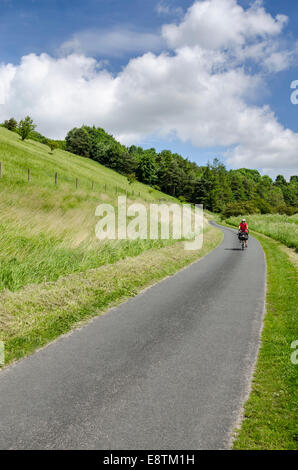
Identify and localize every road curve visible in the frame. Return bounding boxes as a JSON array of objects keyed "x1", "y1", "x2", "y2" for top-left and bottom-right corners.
[{"x1": 0, "y1": 223, "x2": 266, "y2": 450}]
